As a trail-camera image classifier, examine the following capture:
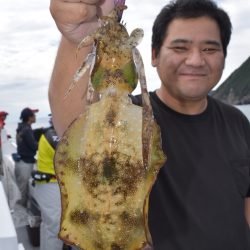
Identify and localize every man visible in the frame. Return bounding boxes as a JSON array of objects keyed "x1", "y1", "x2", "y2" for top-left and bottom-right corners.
[
  {"x1": 15, "y1": 107, "x2": 39, "y2": 206},
  {"x1": 32, "y1": 115, "x2": 63, "y2": 250},
  {"x1": 0, "y1": 111, "x2": 8, "y2": 176},
  {"x1": 49, "y1": 0, "x2": 250, "y2": 249}
]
